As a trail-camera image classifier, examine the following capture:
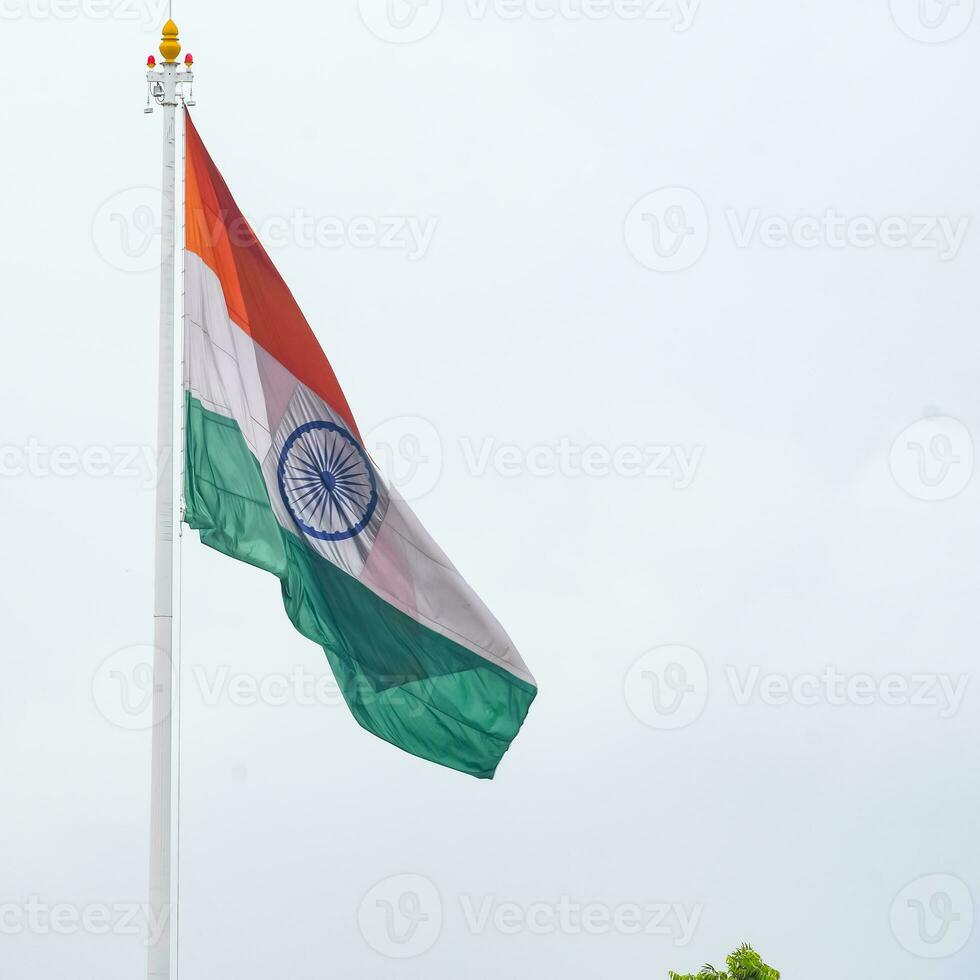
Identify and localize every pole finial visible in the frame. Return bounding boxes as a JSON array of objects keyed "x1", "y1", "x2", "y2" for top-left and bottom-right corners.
[{"x1": 159, "y1": 19, "x2": 181, "y2": 63}]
